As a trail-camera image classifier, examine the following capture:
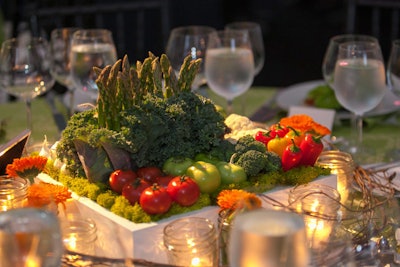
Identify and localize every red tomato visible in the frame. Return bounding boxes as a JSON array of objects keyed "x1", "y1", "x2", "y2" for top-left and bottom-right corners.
[
  {"x1": 137, "y1": 166, "x2": 163, "y2": 183},
  {"x1": 139, "y1": 184, "x2": 172, "y2": 215},
  {"x1": 122, "y1": 178, "x2": 151, "y2": 205},
  {"x1": 109, "y1": 169, "x2": 137, "y2": 194},
  {"x1": 166, "y1": 176, "x2": 200, "y2": 207},
  {"x1": 154, "y1": 175, "x2": 174, "y2": 188}
]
